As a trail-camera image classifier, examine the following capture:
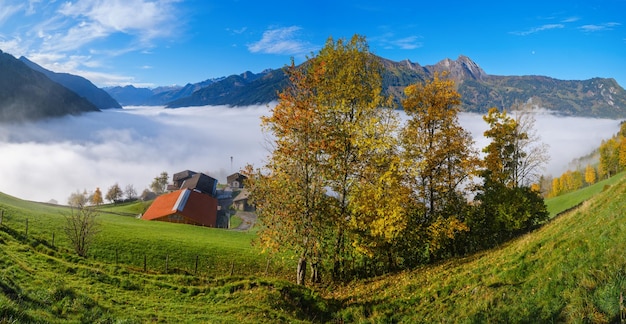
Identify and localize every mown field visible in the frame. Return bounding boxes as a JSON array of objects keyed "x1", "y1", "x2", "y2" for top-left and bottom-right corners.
[
  {"x1": 1, "y1": 172, "x2": 625, "y2": 322},
  {"x1": 0, "y1": 193, "x2": 294, "y2": 280}
]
